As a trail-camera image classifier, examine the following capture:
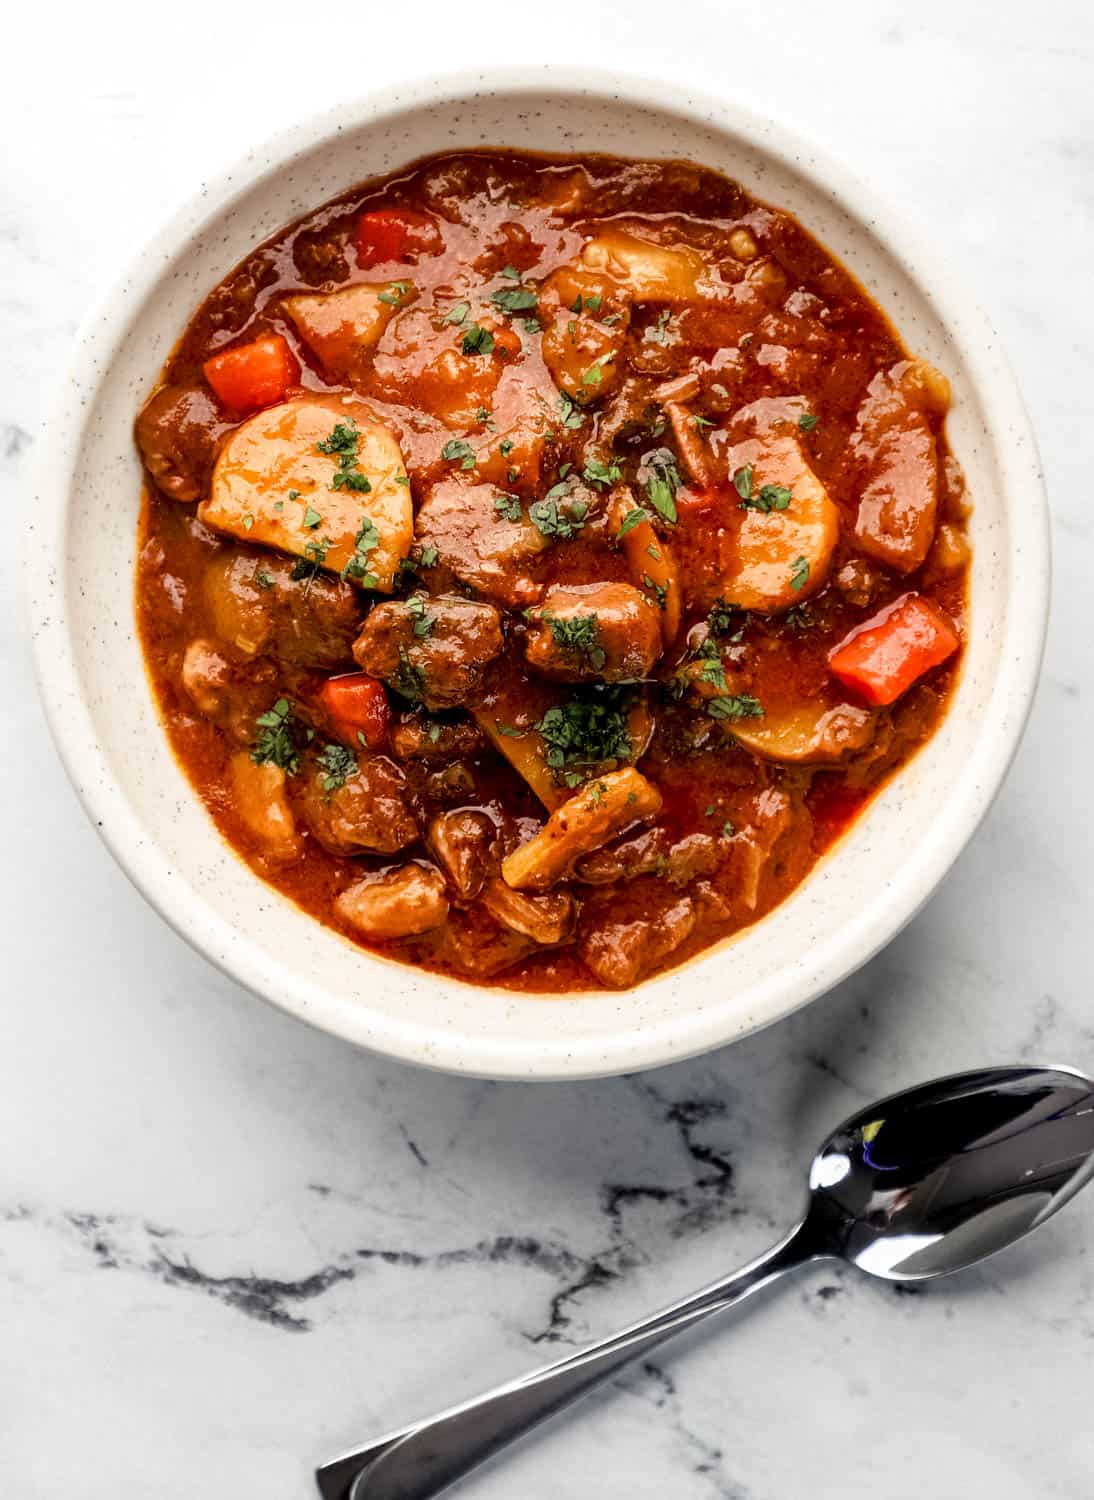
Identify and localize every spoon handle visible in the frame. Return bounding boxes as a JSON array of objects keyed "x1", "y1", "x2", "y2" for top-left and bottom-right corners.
[{"x1": 316, "y1": 1221, "x2": 819, "y2": 1500}]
